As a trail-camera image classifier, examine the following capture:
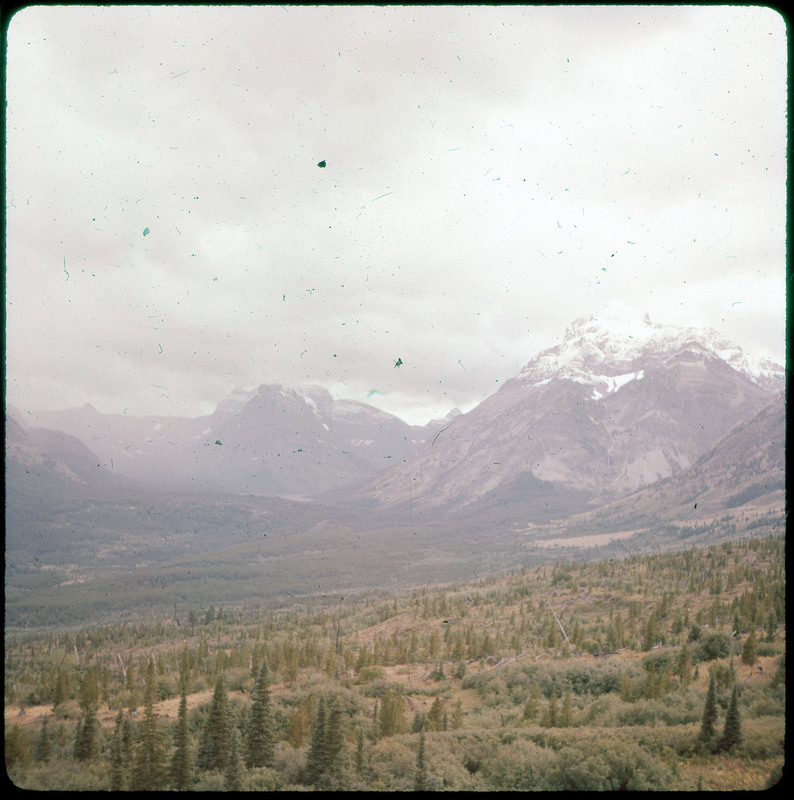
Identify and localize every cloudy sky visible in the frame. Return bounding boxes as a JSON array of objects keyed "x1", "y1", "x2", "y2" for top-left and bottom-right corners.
[{"x1": 5, "y1": 5, "x2": 787, "y2": 425}]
